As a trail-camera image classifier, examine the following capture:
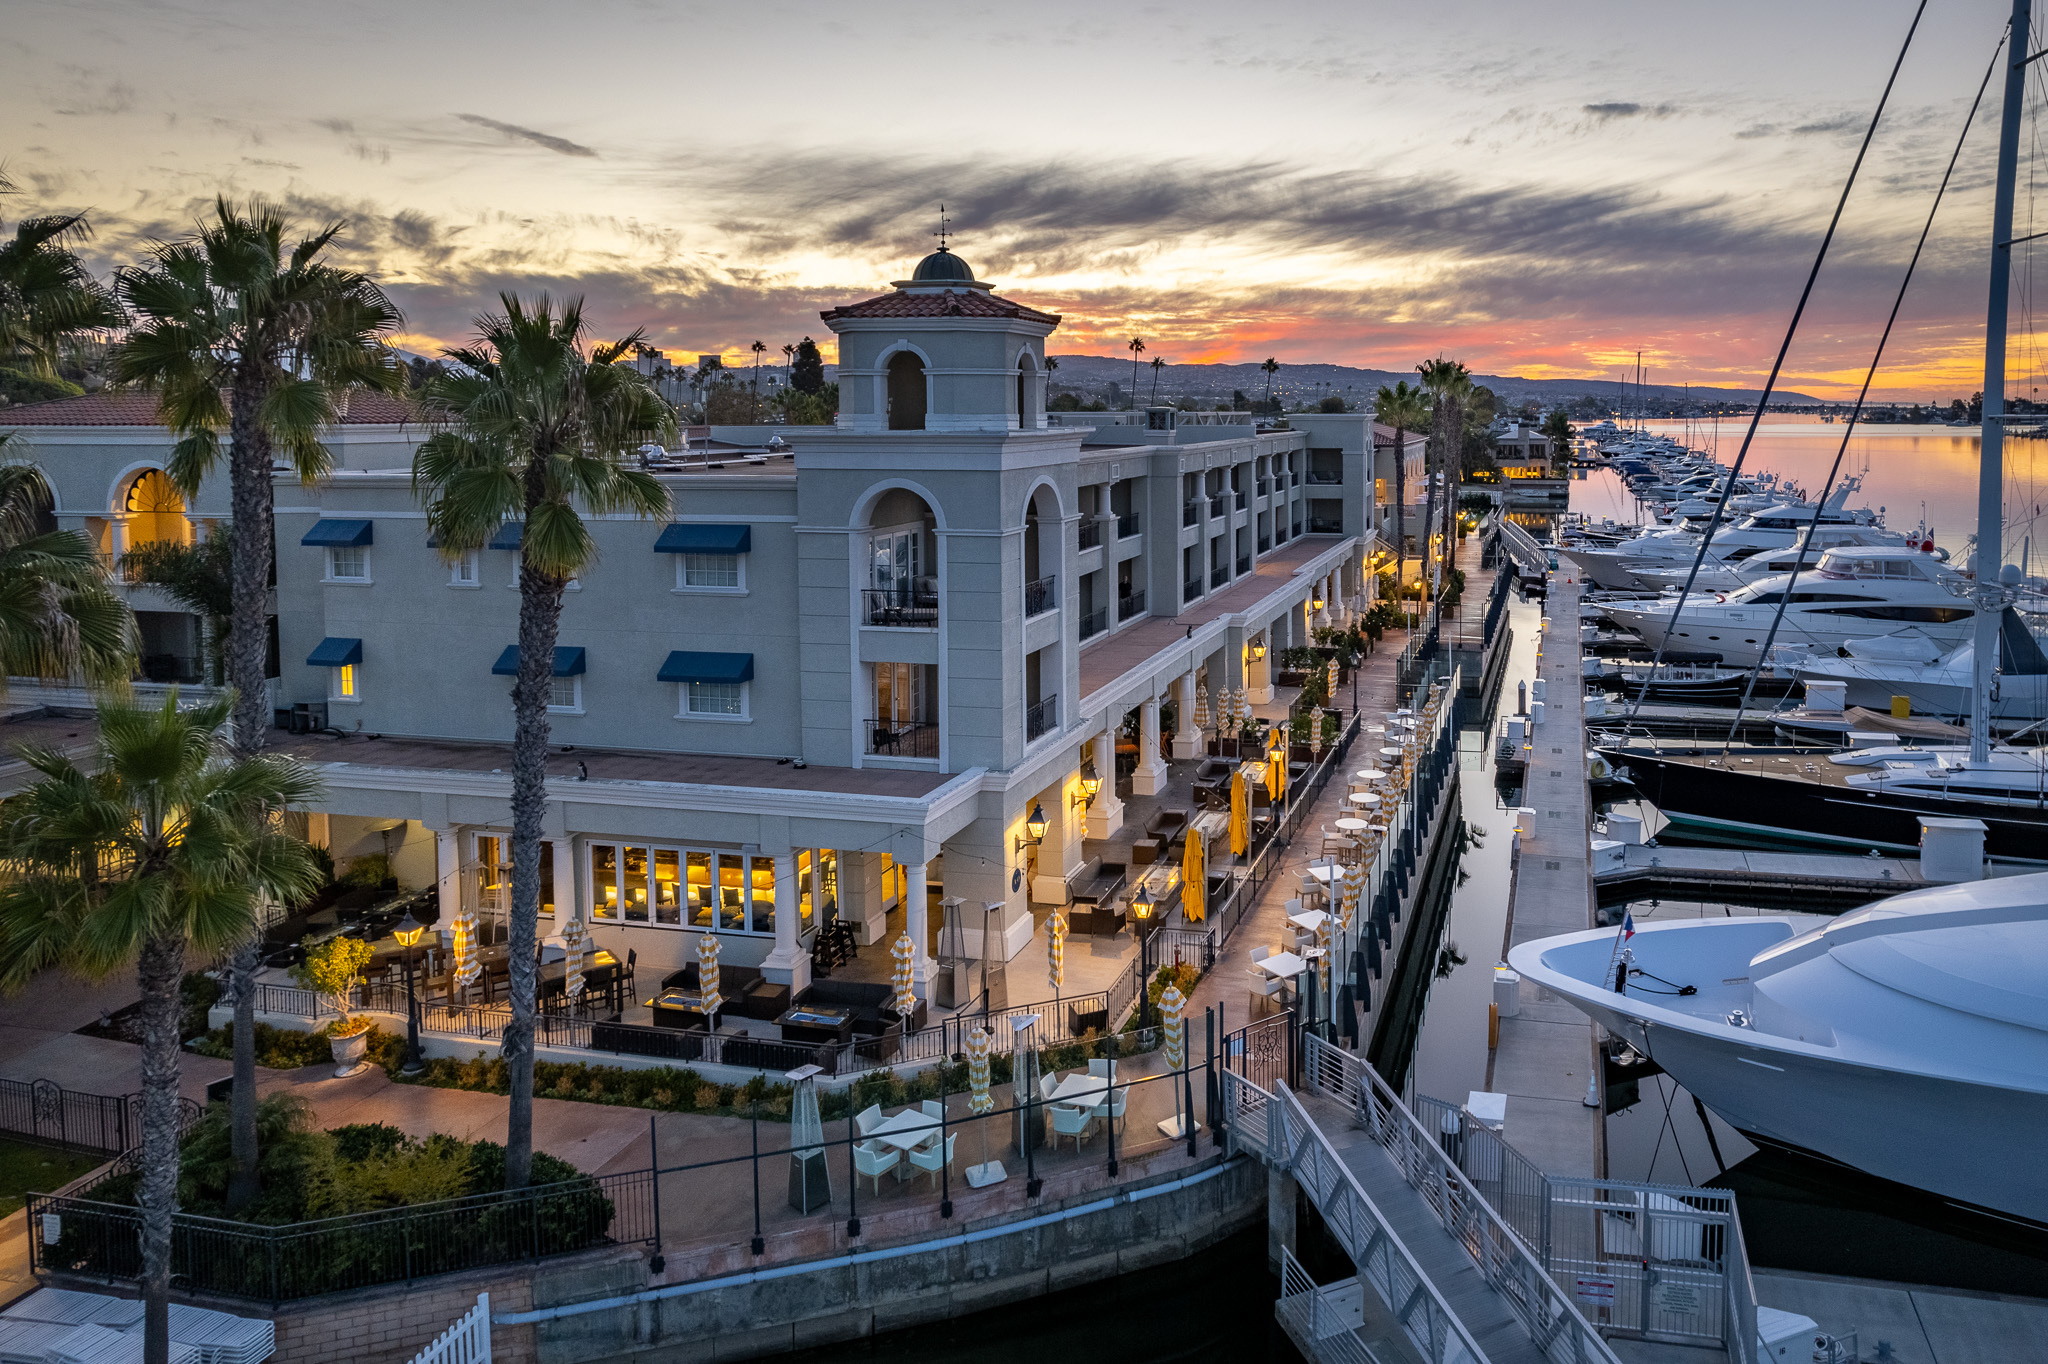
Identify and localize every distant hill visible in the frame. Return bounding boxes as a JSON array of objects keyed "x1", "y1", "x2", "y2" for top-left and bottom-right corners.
[{"x1": 1045, "y1": 354, "x2": 1816, "y2": 408}]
